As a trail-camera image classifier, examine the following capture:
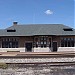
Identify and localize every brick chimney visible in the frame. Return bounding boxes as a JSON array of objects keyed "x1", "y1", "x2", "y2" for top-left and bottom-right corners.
[{"x1": 13, "y1": 22, "x2": 18, "y2": 26}]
